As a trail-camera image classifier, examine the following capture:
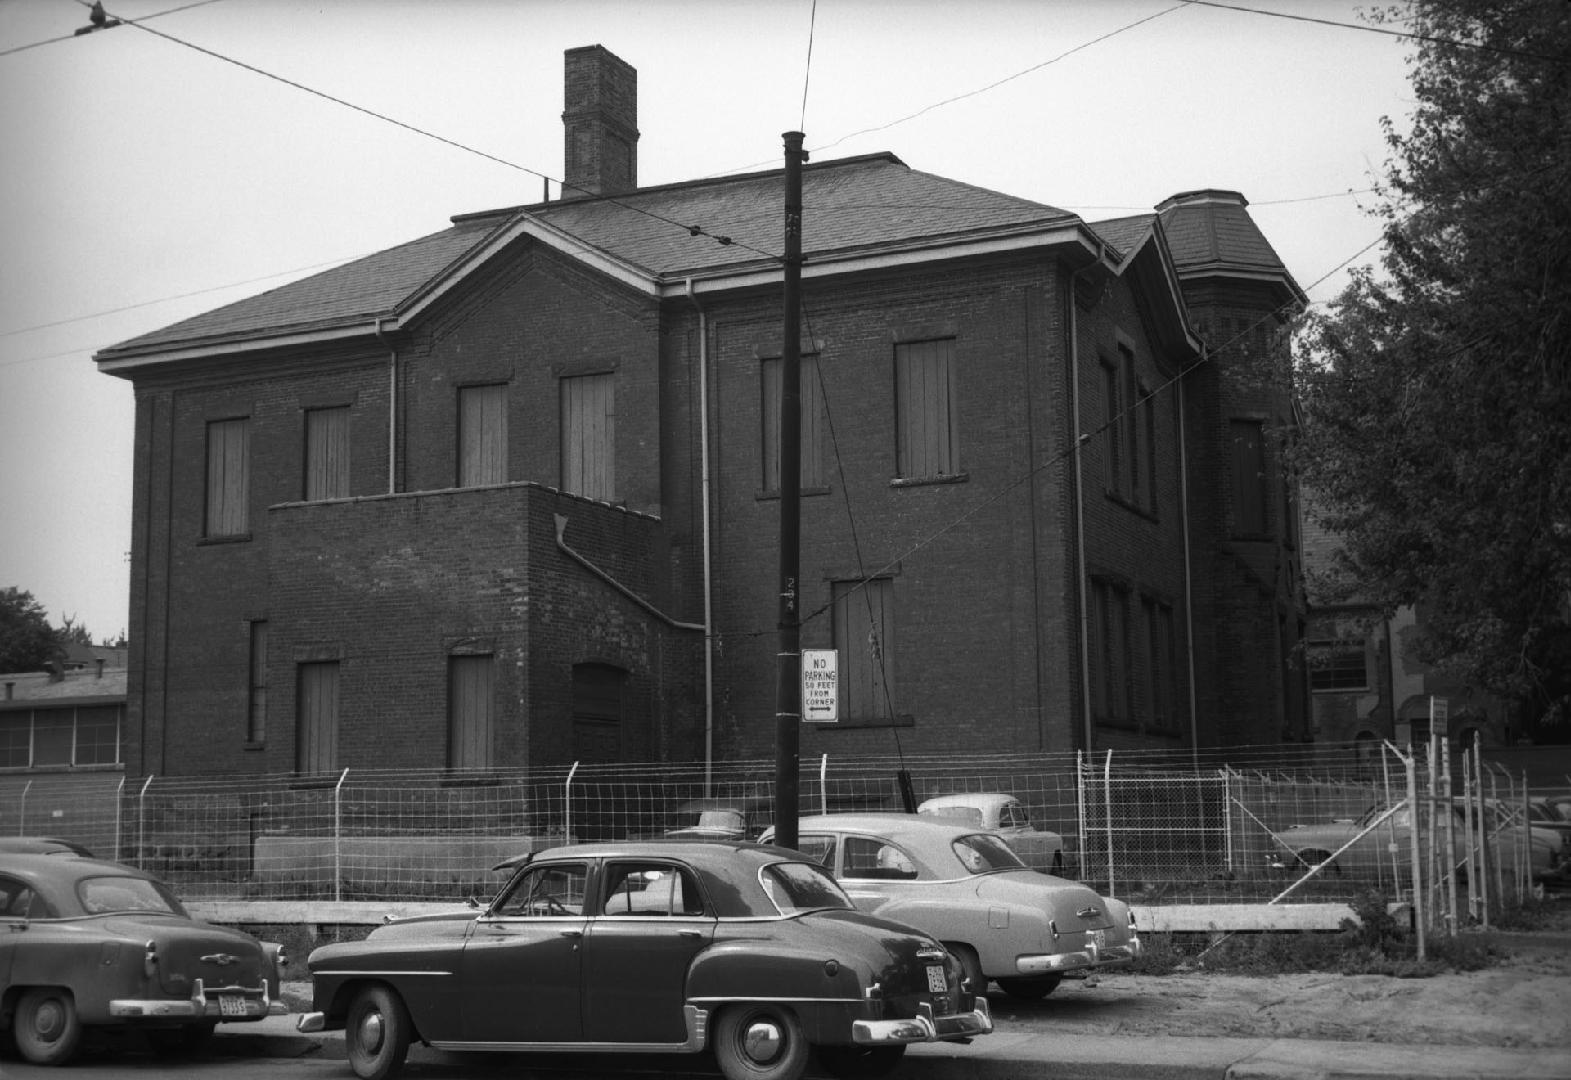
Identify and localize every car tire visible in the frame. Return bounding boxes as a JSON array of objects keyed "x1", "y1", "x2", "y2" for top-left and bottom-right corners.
[
  {"x1": 713, "y1": 1002, "x2": 809, "y2": 1080},
  {"x1": 1295, "y1": 849, "x2": 1340, "y2": 874},
  {"x1": 816, "y1": 1044, "x2": 907, "y2": 1078},
  {"x1": 345, "y1": 985, "x2": 413, "y2": 1080},
  {"x1": 146, "y1": 1020, "x2": 217, "y2": 1053},
  {"x1": 997, "y1": 974, "x2": 1063, "y2": 1000},
  {"x1": 947, "y1": 943, "x2": 988, "y2": 997},
  {"x1": 14, "y1": 987, "x2": 85, "y2": 1066}
]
